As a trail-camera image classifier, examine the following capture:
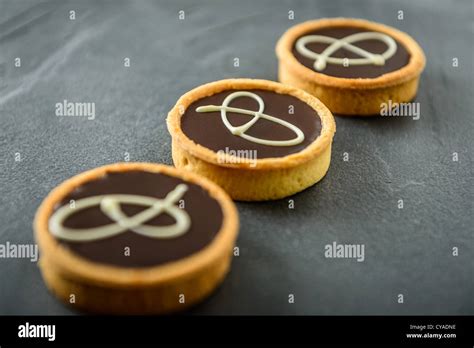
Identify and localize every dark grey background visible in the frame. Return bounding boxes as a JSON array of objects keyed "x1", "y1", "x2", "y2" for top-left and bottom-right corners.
[{"x1": 0, "y1": 0, "x2": 472, "y2": 315}]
